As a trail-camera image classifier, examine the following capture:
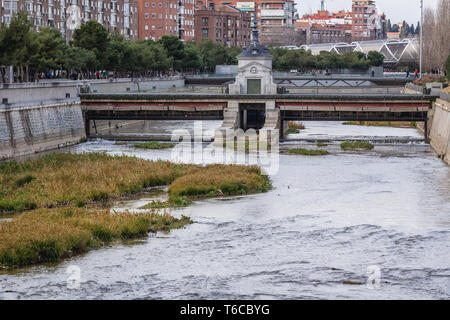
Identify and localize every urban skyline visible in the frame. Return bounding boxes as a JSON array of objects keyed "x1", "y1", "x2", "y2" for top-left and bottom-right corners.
[{"x1": 296, "y1": 0, "x2": 439, "y2": 24}]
